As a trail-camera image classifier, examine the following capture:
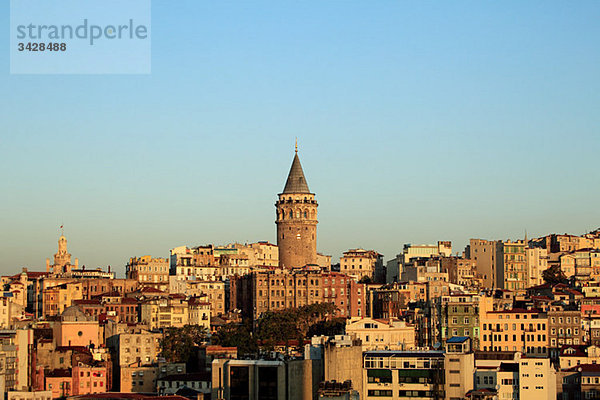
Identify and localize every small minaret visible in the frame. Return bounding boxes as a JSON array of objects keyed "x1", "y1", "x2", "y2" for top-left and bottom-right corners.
[{"x1": 275, "y1": 143, "x2": 318, "y2": 268}]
